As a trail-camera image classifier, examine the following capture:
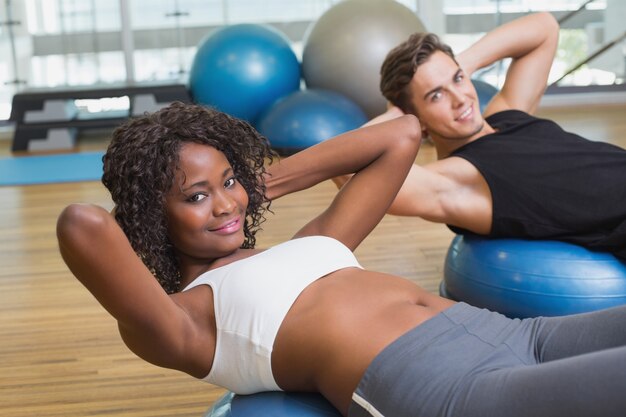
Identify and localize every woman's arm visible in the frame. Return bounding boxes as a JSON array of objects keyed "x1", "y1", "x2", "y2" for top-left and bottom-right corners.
[
  {"x1": 265, "y1": 114, "x2": 422, "y2": 250},
  {"x1": 330, "y1": 105, "x2": 407, "y2": 190},
  {"x1": 56, "y1": 204, "x2": 206, "y2": 375},
  {"x1": 456, "y1": 12, "x2": 559, "y2": 115}
]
